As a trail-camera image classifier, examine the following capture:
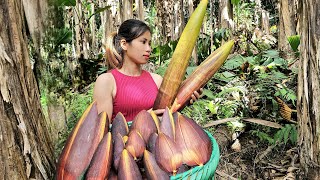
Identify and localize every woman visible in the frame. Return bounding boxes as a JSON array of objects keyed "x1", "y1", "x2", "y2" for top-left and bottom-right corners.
[{"x1": 93, "y1": 19, "x2": 200, "y2": 122}]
